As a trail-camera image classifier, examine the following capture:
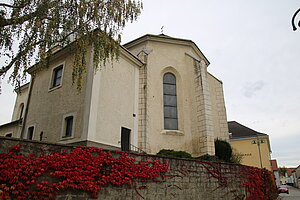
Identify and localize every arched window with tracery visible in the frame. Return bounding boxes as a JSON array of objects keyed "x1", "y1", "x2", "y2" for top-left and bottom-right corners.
[{"x1": 163, "y1": 73, "x2": 178, "y2": 130}]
